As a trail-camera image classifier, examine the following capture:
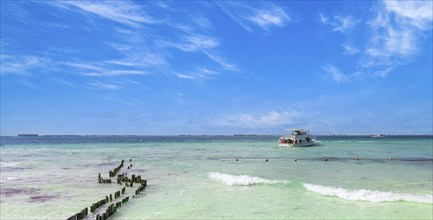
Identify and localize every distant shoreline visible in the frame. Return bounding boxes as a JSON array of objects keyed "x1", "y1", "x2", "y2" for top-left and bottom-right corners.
[
  {"x1": 0, "y1": 134, "x2": 433, "y2": 137},
  {"x1": 1, "y1": 134, "x2": 432, "y2": 138}
]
